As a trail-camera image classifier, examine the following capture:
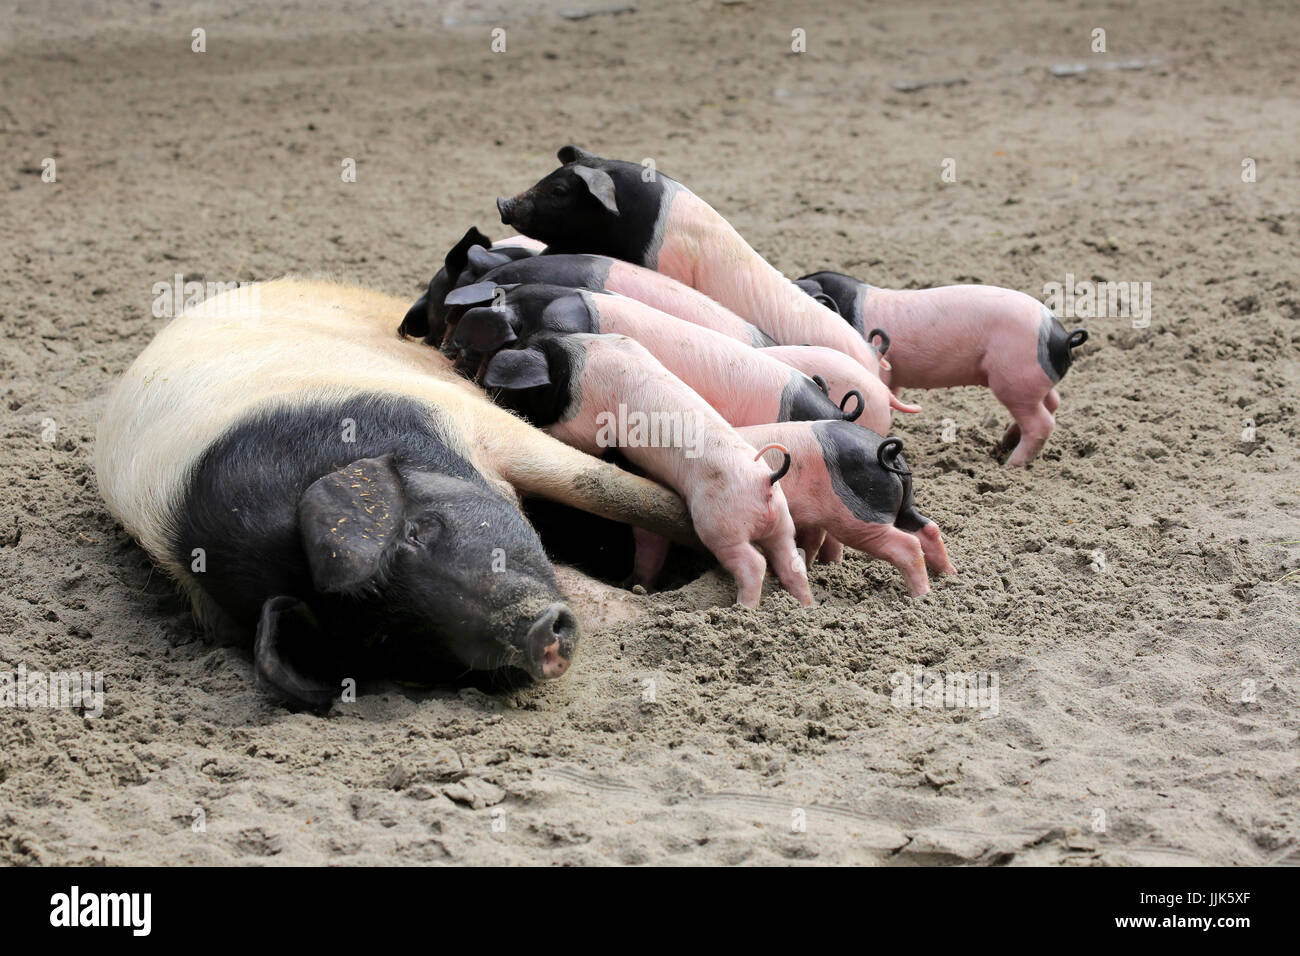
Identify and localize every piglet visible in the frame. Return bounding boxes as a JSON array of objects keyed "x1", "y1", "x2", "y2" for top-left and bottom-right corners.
[
  {"x1": 480, "y1": 329, "x2": 813, "y2": 608},
  {"x1": 797, "y1": 271, "x2": 1090, "y2": 465},
  {"x1": 470, "y1": 253, "x2": 777, "y2": 347},
  {"x1": 495, "y1": 146, "x2": 882, "y2": 369},
  {"x1": 741, "y1": 423, "x2": 955, "y2": 596},
  {"x1": 761, "y1": 344, "x2": 921, "y2": 436},
  {"x1": 400, "y1": 228, "x2": 545, "y2": 346},
  {"x1": 446, "y1": 283, "x2": 861, "y2": 429},
  {"x1": 631, "y1": 423, "x2": 954, "y2": 596}
]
